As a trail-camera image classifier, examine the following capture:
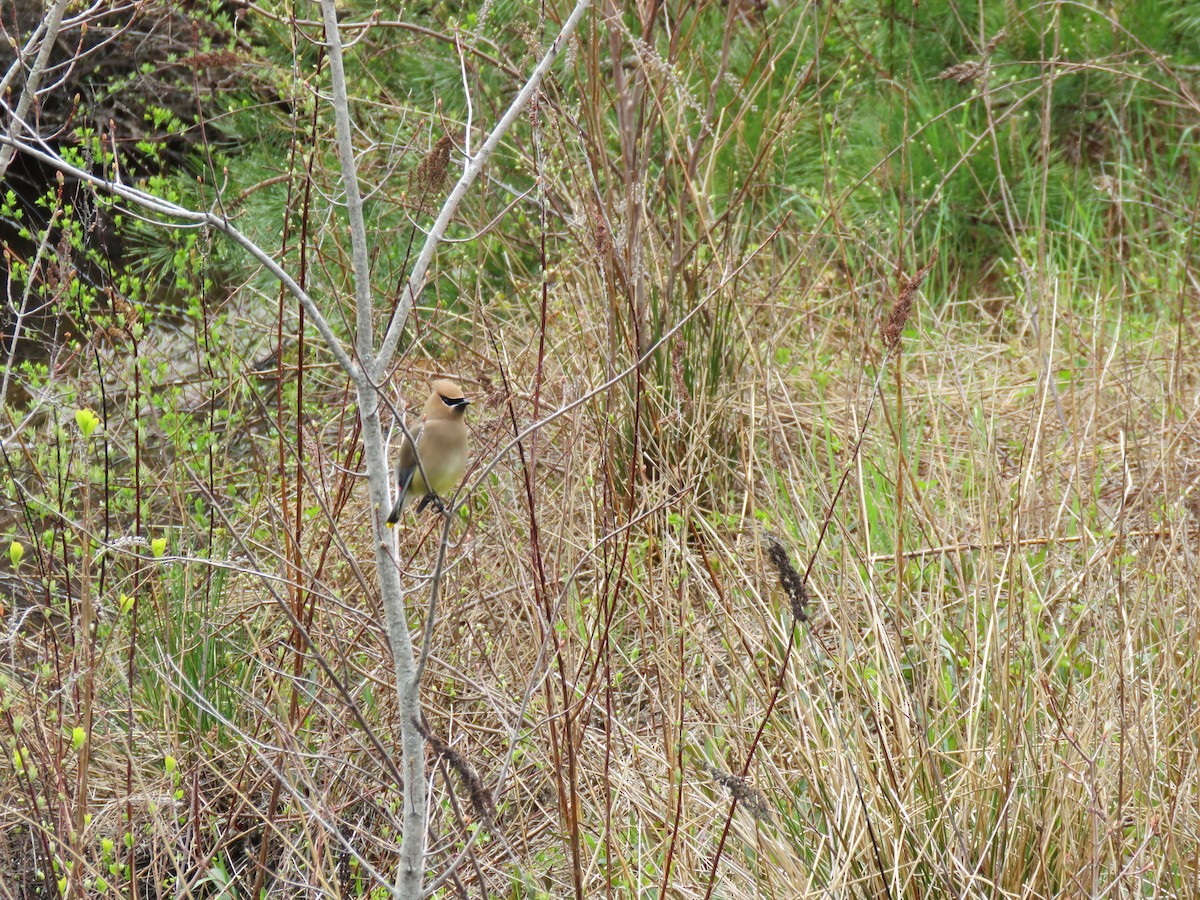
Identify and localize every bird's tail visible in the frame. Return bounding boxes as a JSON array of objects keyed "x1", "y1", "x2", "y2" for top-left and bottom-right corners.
[
  {"x1": 385, "y1": 494, "x2": 404, "y2": 527},
  {"x1": 386, "y1": 465, "x2": 418, "y2": 527}
]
